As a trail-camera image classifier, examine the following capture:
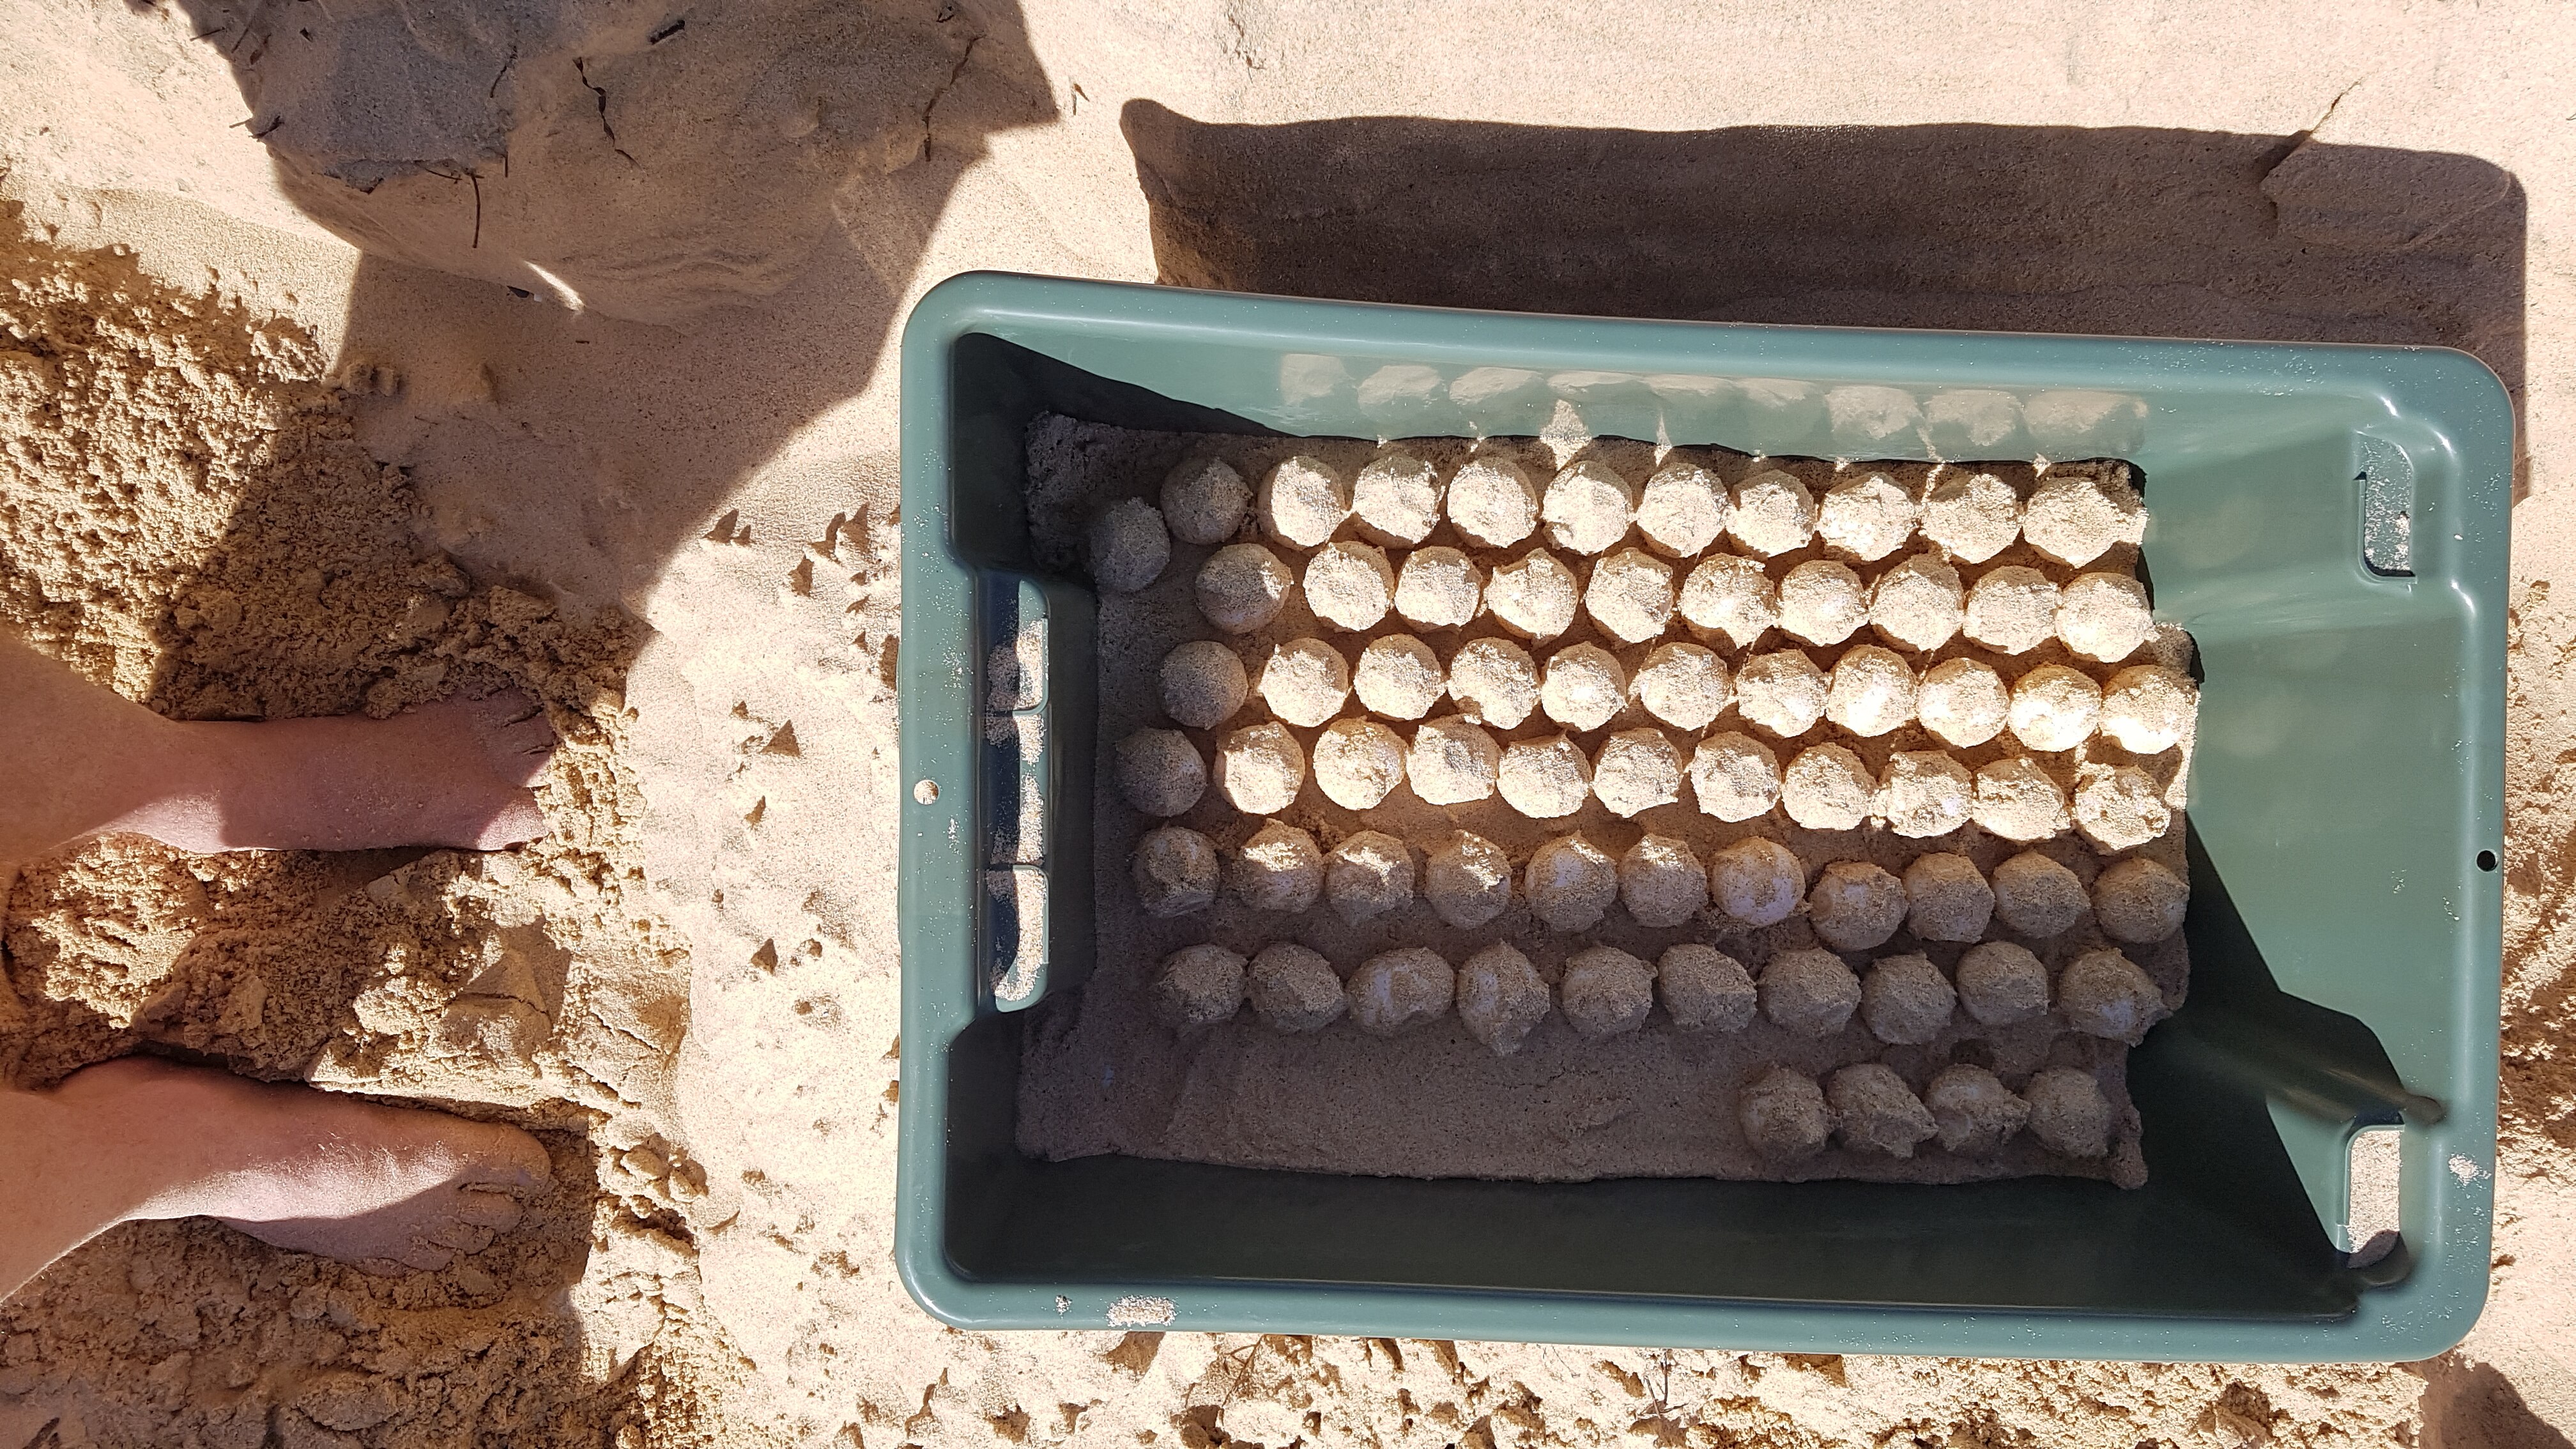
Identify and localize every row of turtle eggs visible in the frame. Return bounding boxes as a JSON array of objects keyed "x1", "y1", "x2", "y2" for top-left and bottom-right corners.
[
  {"x1": 1163, "y1": 635, "x2": 2195, "y2": 754},
  {"x1": 1151, "y1": 939, "x2": 2130, "y2": 1160},
  {"x1": 1192, "y1": 539, "x2": 2158, "y2": 667},
  {"x1": 1137, "y1": 818, "x2": 2188, "y2": 942},
  {"x1": 1122, "y1": 722, "x2": 2174, "y2": 848},
  {"x1": 1092, "y1": 452, "x2": 2146, "y2": 593}
]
